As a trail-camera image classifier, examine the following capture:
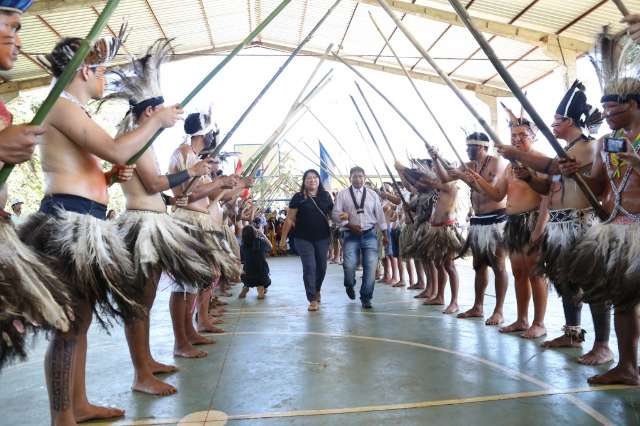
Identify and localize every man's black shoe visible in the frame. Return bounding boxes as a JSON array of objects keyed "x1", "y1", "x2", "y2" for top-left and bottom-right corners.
[
  {"x1": 345, "y1": 286, "x2": 356, "y2": 300},
  {"x1": 362, "y1": 301, "x2": 372, "y2": 309}
]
